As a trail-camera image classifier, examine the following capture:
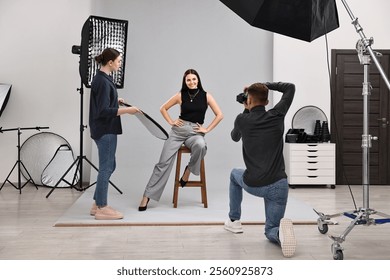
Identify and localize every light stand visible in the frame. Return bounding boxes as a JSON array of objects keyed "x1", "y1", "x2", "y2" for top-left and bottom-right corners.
[
  {"x1": 46, "y1": 78, "x2": 123, "y2": 198},
  {"x1": 0, "y1": 126, "x2": 49, "y2": 193},
  {"x1": 314, "y1": 0, "x2": 390, "y2": 260},
  {"x1": 46, "y1": 16, "x2": 128, "y2": 198}
]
